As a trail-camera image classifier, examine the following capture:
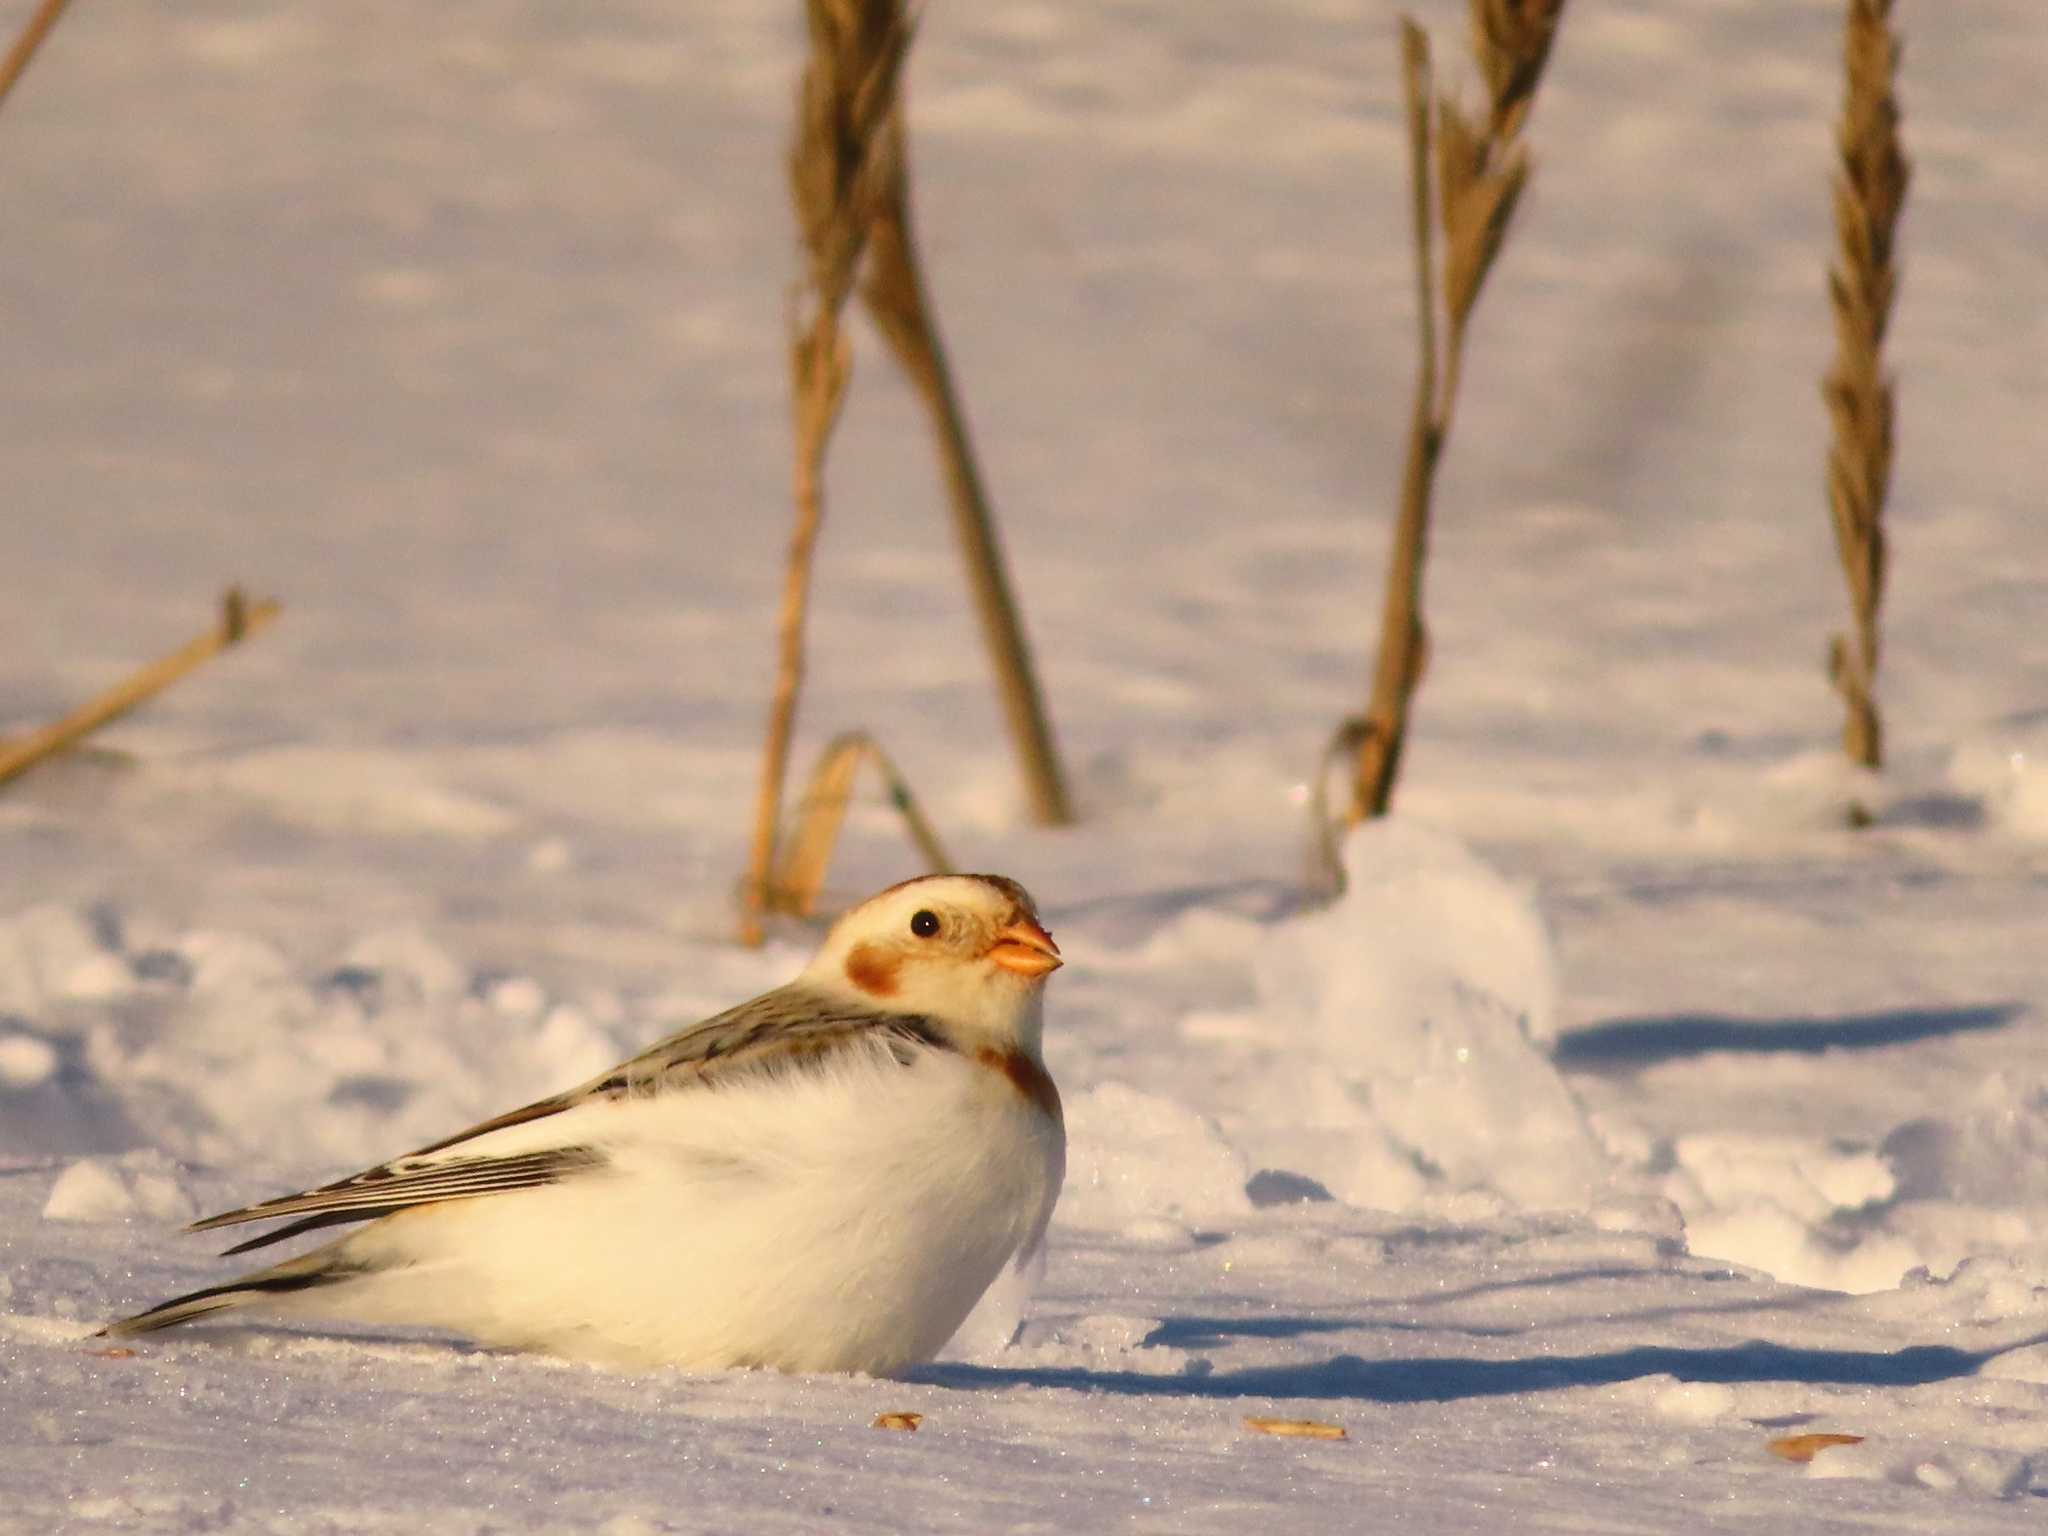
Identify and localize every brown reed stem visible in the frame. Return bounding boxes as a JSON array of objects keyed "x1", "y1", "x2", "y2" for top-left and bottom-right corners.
[
  {"x1": 1350, "y1": 21, "x2": 1440, "y2": 821},
  {"x1": 0, "y1": 0, "x2": 73, "y2": 115},
  {"x1": 1350, "y1": 2, "x2": 1558, "y2": 822},
  {"x1": 740, "y1": 0, "x2": 912, "y2": 944},
  {"x1": 0, "y1": 590, "x2": 281, "y2": 790},
  {"x1": 1823, "y1": 0, "x2": 1907, "y2": 795},
  {"x1": 862, "y1": 114, "x2": 1075, "y2": 828}
]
